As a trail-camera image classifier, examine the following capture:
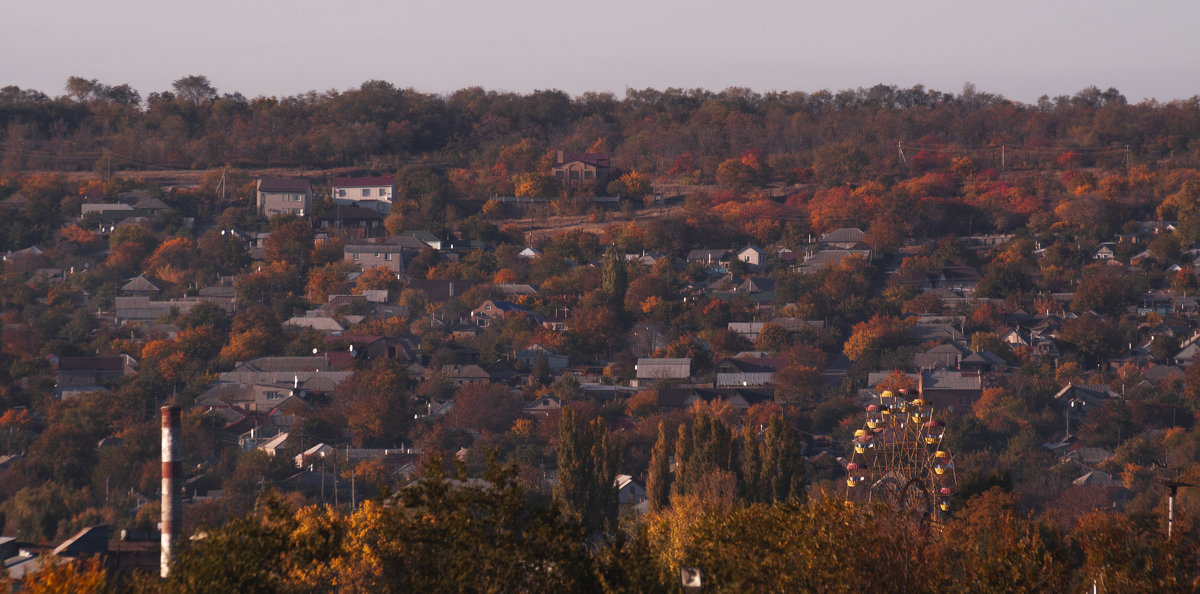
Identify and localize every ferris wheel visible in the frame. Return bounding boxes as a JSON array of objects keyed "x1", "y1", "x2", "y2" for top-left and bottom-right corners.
[{"x1": 845, "y1": 390, "x2": 955, "y2": 520}]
